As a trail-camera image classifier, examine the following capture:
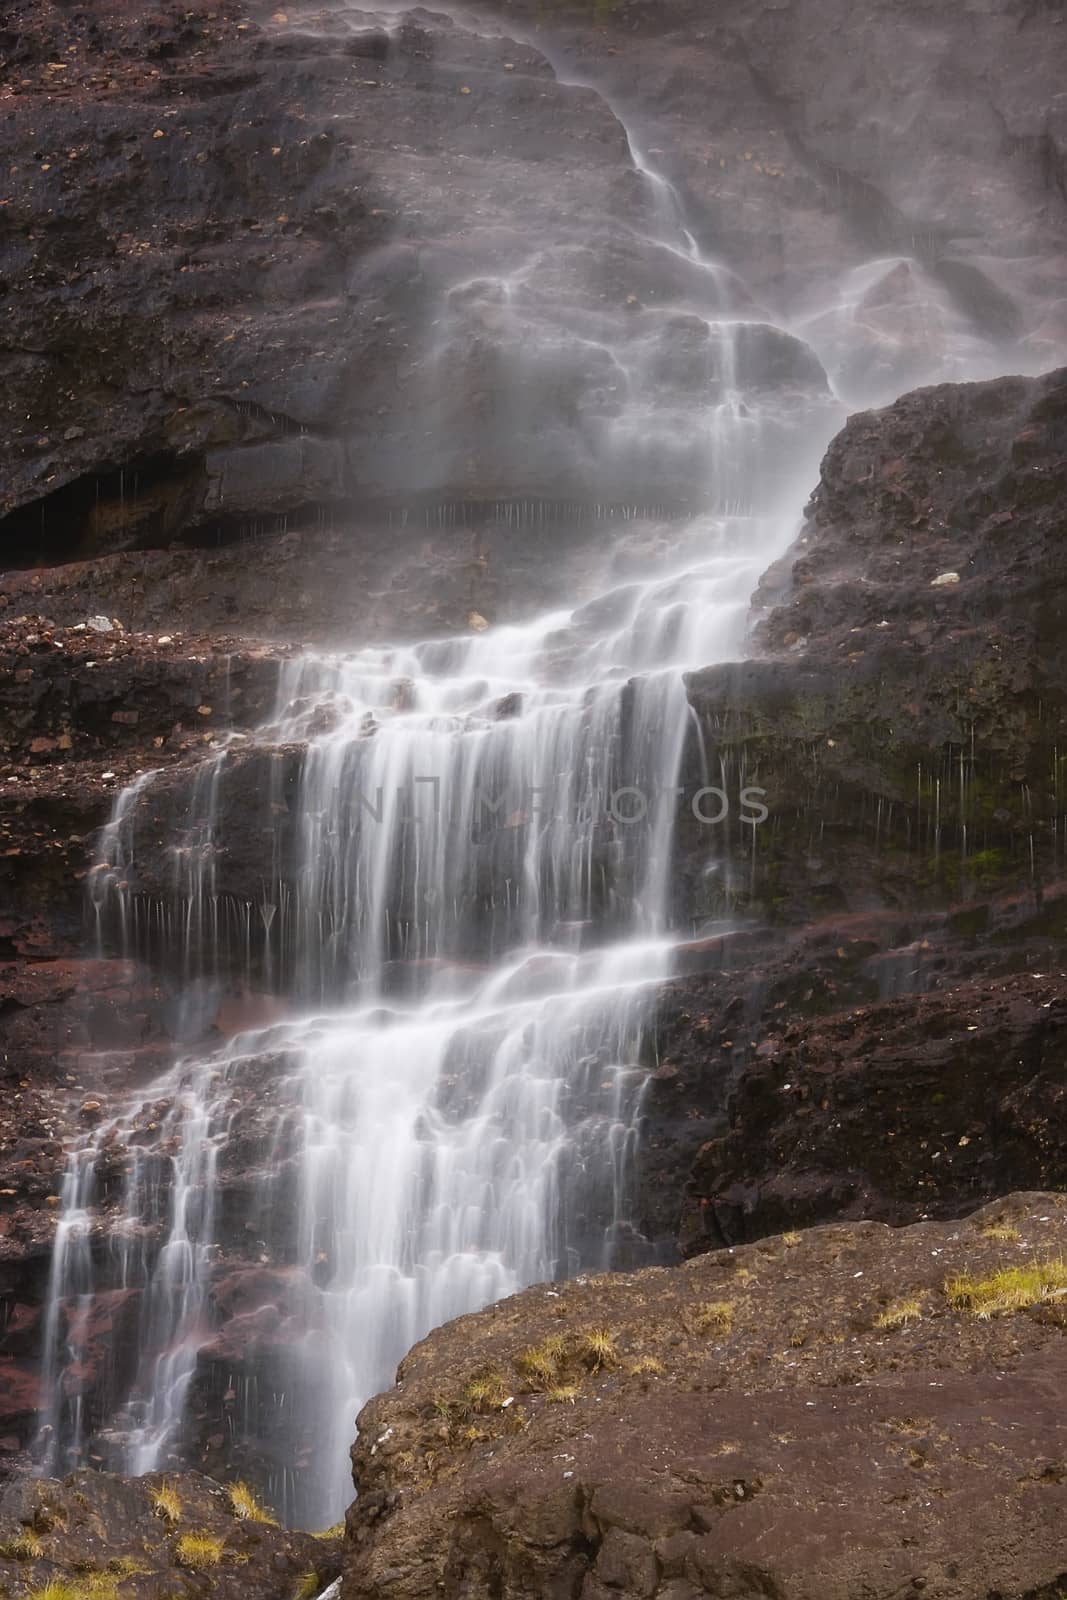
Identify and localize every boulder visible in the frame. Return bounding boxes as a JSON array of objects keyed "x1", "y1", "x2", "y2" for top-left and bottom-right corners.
[{"x1": 345, "y1": 1193, "x2": 1067, "y2": 1599}]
